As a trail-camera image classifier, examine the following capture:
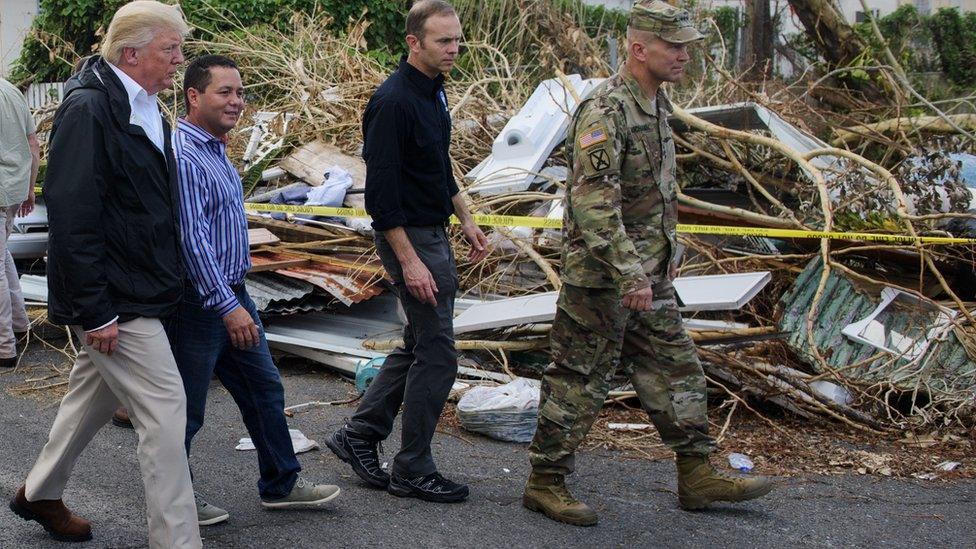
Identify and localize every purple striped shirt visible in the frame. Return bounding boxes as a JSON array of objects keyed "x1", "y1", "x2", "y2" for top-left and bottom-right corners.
[{"x1": 174, "y1": 119, "x2": 250, "y2": 317}]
